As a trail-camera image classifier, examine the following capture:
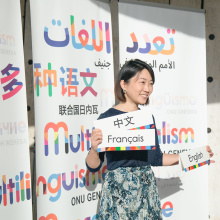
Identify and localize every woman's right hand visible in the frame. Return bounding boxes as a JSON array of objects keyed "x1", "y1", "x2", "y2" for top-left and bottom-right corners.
[{"x1": 91, "y1": 128, "x2": 103, "y2": 152}]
